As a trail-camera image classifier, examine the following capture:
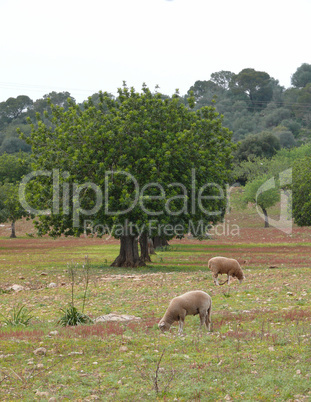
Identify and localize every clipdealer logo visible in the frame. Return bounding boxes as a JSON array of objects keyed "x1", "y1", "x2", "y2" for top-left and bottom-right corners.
[{"x1": 18, "y1": 168, "x2": 293, "y2": 235}]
